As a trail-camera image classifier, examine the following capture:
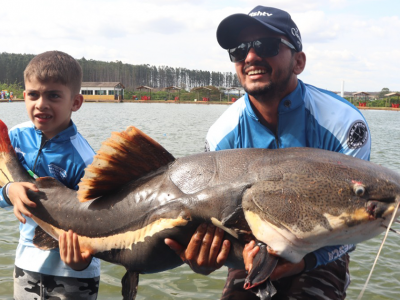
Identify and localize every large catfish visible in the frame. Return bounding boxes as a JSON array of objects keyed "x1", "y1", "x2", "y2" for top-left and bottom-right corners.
[{"x1": 0, "y1": 119, "x2": 399, "y2": 300}]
